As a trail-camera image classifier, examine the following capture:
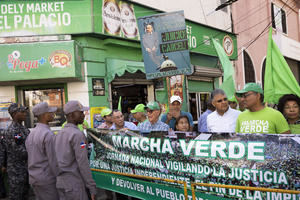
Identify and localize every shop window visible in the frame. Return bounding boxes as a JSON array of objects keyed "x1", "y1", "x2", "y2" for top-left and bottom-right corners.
[
  {"x1": 188, "y1": 92, "x2": 210, "y2": 125},
  {"x1": 271, "y1": 3, "x2": 287, "y2": 34},
  {"x1": 243, "y1": 51, "x2": 256, "y2": 83},
  {"x1": 23, "y1": 88, "x2": 65, "y2": 128}
]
